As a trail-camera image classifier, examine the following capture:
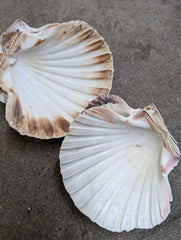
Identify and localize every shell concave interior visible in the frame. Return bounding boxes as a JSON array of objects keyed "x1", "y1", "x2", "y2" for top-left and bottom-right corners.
[
  {"x1": 60, "y1": 95, "x2": 180, "y2": 232},
  {"x1": 0, "y1": 19, "x2": 113, "y2": 139}
]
